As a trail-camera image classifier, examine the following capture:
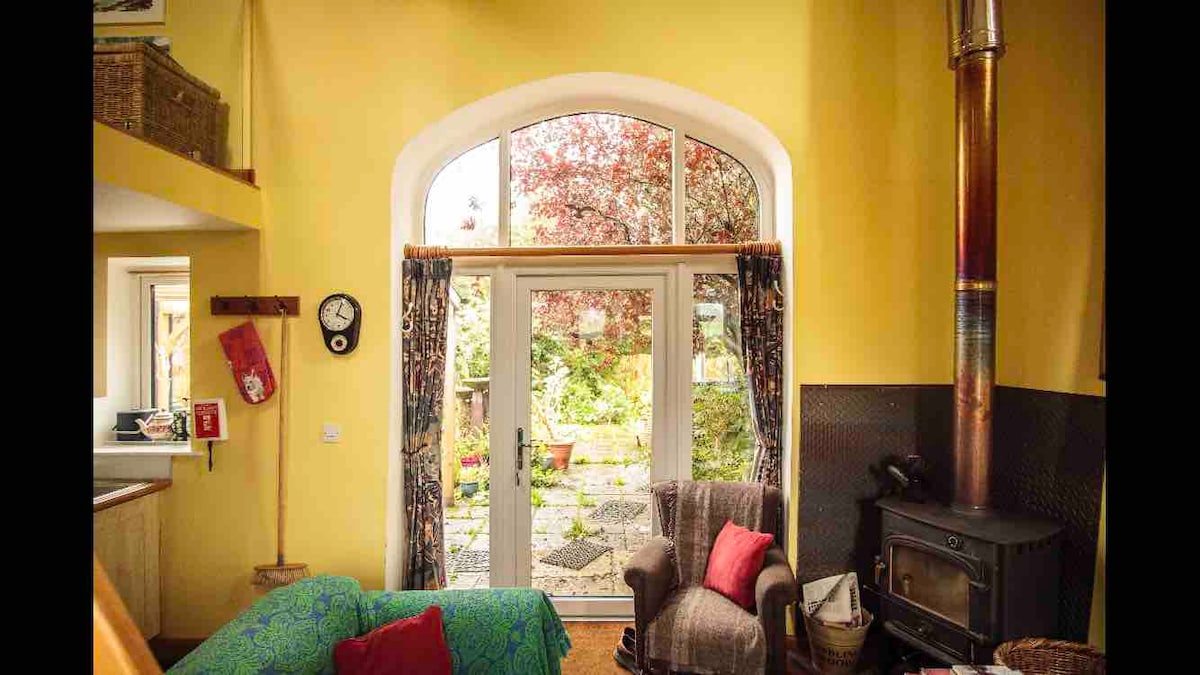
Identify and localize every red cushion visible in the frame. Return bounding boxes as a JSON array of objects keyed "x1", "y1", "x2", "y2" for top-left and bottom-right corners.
[
  {"x1": 333, "y1": 605, "x2": 452, "y2": 675},
  {"x1": 703, "y1": 519, "x2": 775, "y2": 610}
]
